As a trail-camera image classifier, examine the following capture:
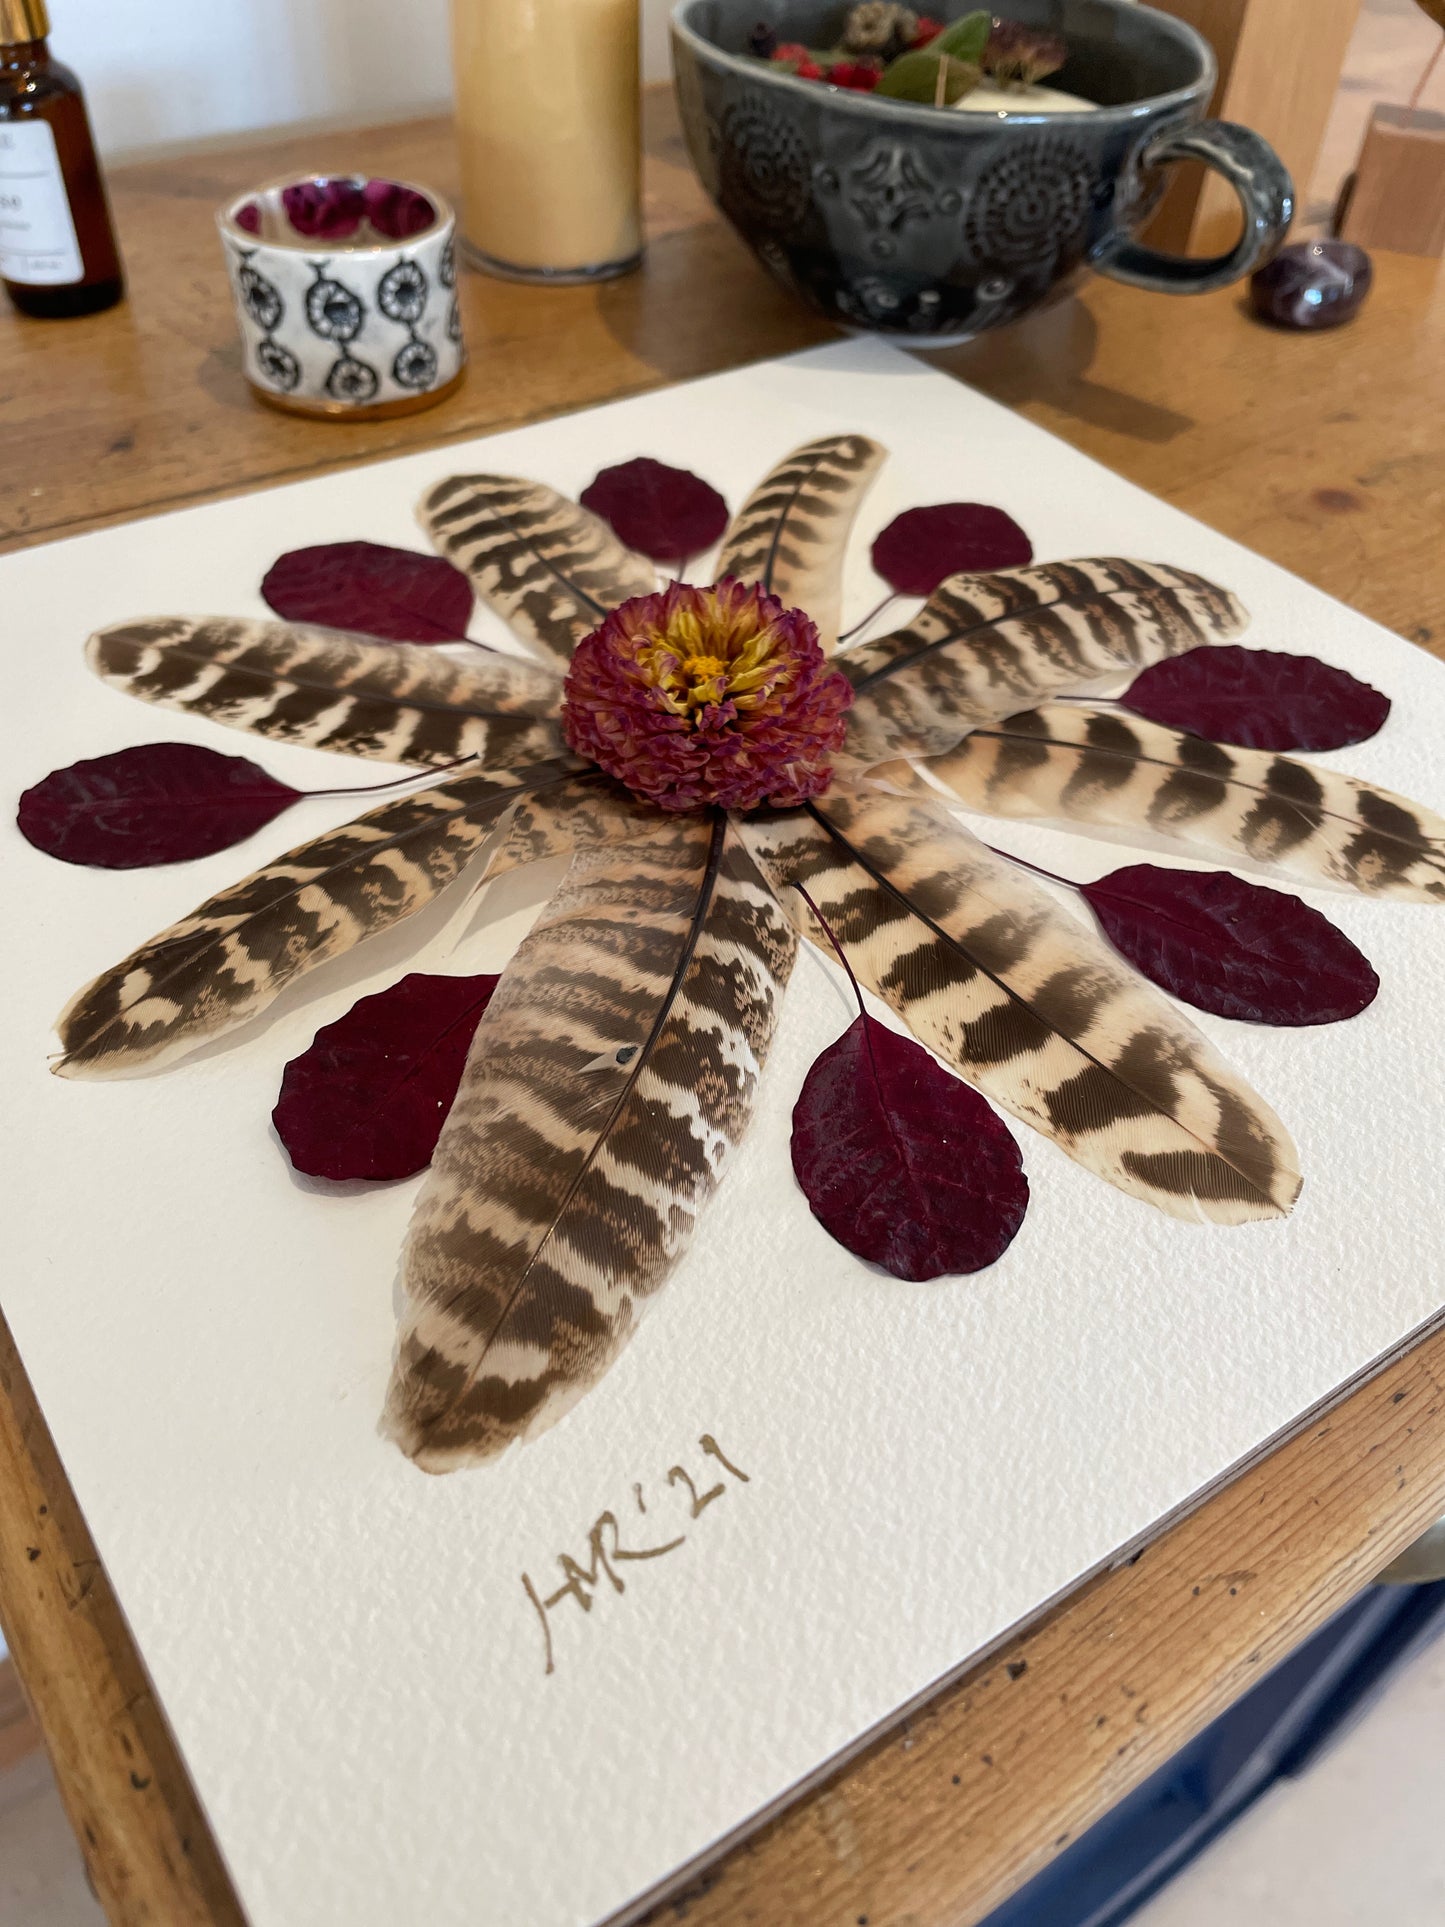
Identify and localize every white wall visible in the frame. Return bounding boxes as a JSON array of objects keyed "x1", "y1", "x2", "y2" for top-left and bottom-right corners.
[{"x1": 50, "y1": 0, "x2": 675, "y2": 160}]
